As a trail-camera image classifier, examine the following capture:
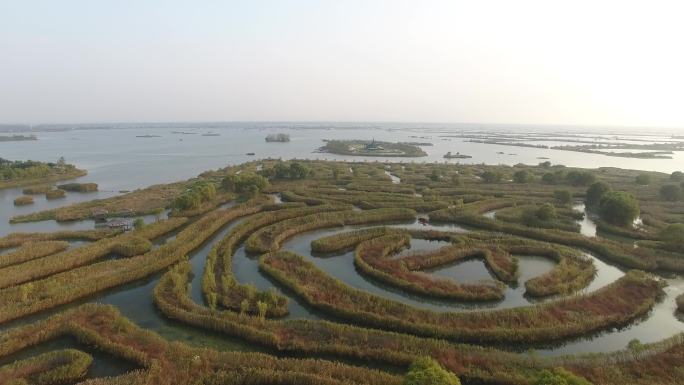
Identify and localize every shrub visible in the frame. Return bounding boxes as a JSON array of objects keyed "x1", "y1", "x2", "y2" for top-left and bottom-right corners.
[
  {"x1": 599, "y1": 191, "x2": 639, "y2": 227},
  {"x1": 268, "y1": 161, "x2": 312, "y2": 180},
  {"x1": 542, "y1": 172, "x2": 560, "y2": 184},
  {"x1": 222, "y1": 173, "x2": 269, "y2": 194},
  {"x1": 554, "y1": 190, "x2": 572, "y2": 205},
  {"x1": 534, "y1": 368, "x2": 592, "y2": 385},
  {"x1": 403, "y1": 357, "x2": 460, "y2": 385},
  {"x1": 173, "y1": 181, "x2": 217, "y2": 210},
  {"x1": 585, "y1": 181, "x2": 611, "y2": 207},
  {"x1": 671, "y1": 171, "x2": 684, "y2": 181},
  {"x1": 513, "y1": 170, "x2": 531, "y2": 183},
  {"x1": 13, "y1": 196, "x2": 34, "y2": 206},
  {"x1": 535, "y1": 204, "x2": 557, "y2": 221},
  {"x1": 635, "y1": 174, "x2": 651, "y2": 185},
  {"x1": 565, "y1": 171, "x2": 596, "y2": 186},
  {"x1": 480, "y1": 171, "x2": 503, "y2": 183},
  {"x1": 660, "y1": 184, "x2": 682, "y2": 201},
  {"x1": 45, "y1": 189, "x2": 66, "y2": 199}
]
